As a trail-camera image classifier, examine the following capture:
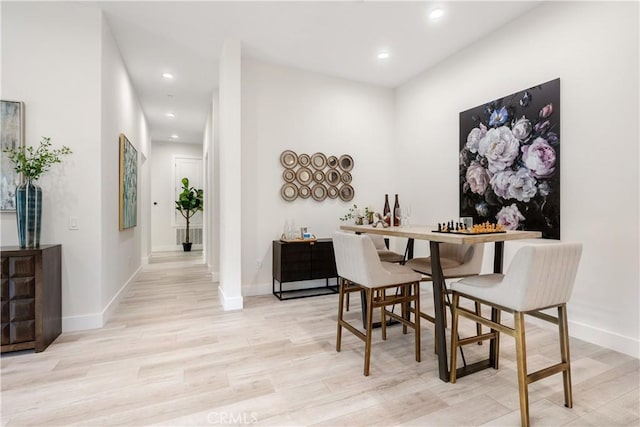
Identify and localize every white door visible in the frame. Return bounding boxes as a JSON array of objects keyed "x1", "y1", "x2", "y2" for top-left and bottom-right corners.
[{"x1": 173, "y1": 156, "x2": 203, "y2": 228}]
